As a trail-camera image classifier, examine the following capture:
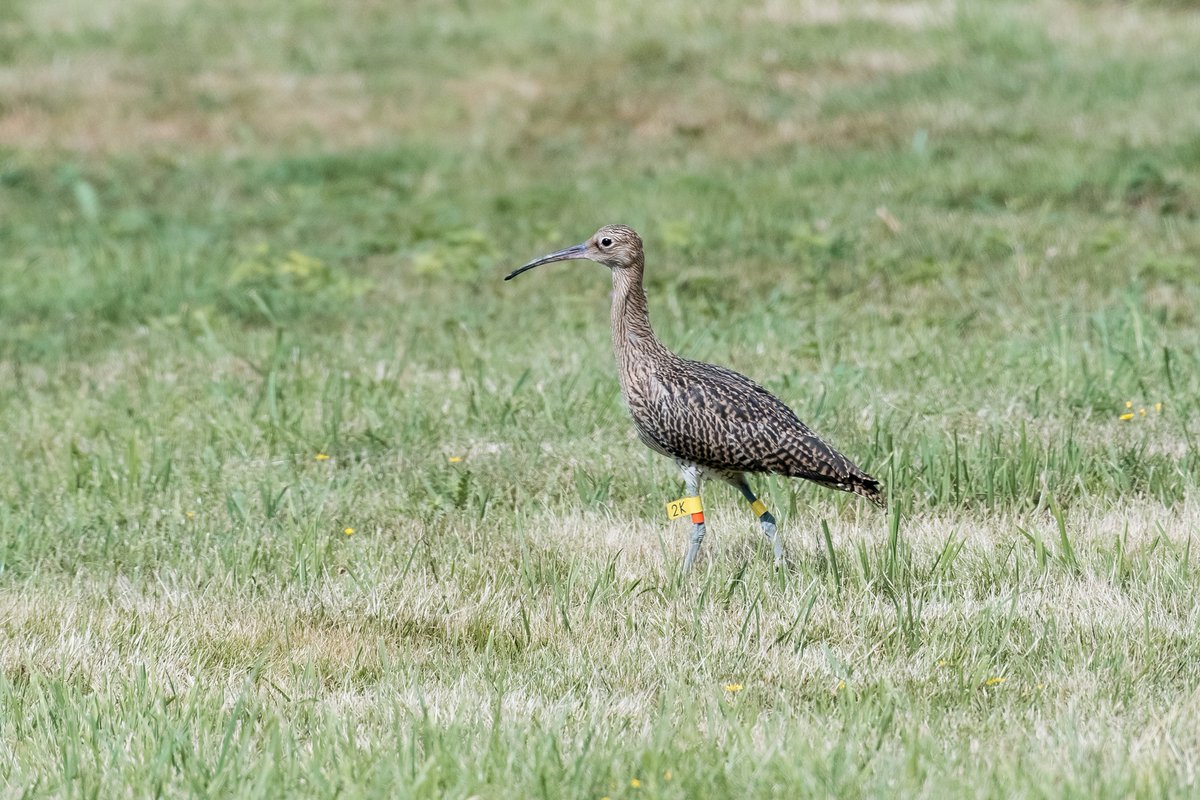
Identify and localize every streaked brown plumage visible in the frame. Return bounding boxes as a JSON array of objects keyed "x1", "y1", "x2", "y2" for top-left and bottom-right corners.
[{"x1": 506, "y1": 224, "x2": 883, "y2": 569}]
